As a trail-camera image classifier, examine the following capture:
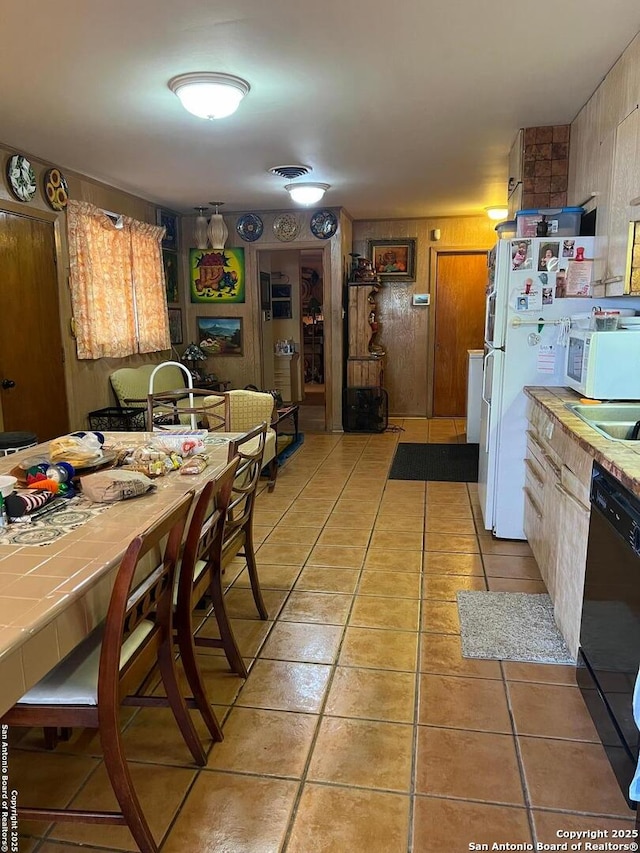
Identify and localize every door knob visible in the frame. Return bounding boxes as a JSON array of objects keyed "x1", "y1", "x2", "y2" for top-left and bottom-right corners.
[{"x1": 1, "y1": 379, "x2": 15, "y2": 389}]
